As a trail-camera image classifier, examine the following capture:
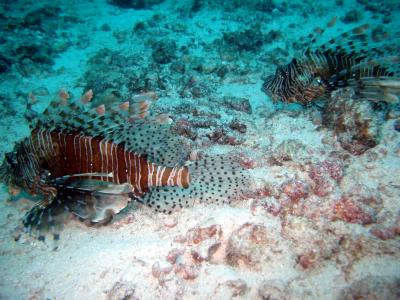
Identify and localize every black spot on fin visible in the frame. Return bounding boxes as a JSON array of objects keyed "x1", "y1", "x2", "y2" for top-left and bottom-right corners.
[
  {"x1": 141, "y1": 154, "x2": 254, "y2": 213},
  {"x1": 122, "y1": 123, "x2": 191, "y2": 166}
]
